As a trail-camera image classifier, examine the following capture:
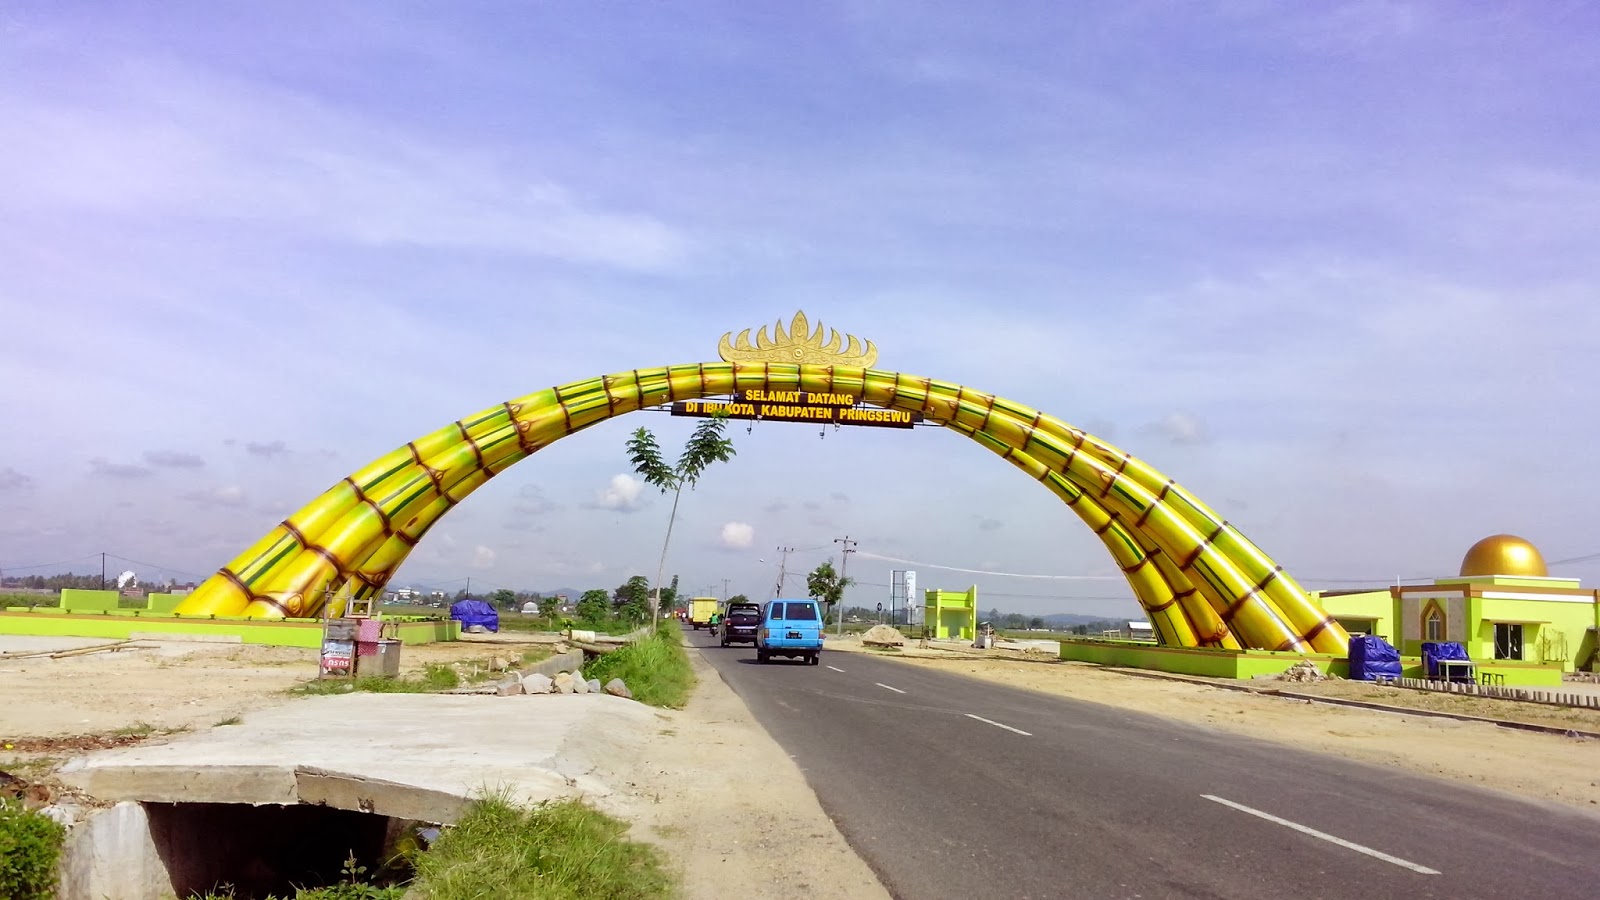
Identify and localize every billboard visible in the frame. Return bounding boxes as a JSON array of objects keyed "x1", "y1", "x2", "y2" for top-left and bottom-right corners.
[{"x1": 670, "y1": 390, "x2": 923, "y2": 429}]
